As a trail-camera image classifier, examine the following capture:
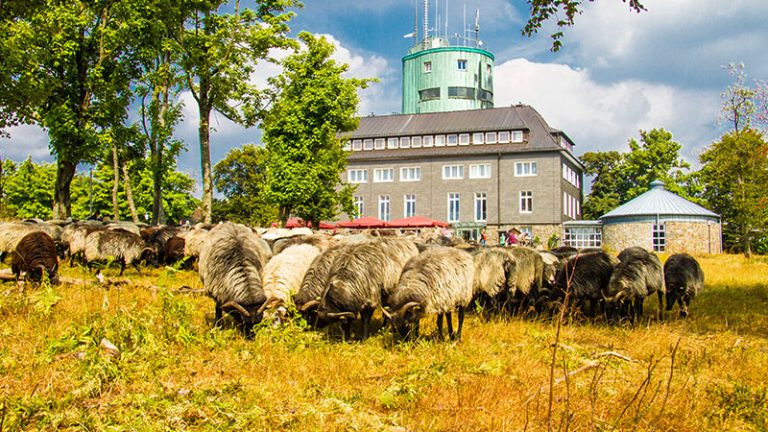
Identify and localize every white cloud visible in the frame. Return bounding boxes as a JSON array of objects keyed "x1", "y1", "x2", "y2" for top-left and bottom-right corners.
[
  {"x1": 0, "y1": 124, "x2": 52, "y2": 162},
  {"x1": 494, "y1": 58, "x2": 721, "y2": 164}
]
